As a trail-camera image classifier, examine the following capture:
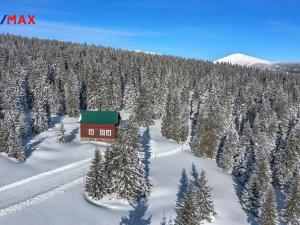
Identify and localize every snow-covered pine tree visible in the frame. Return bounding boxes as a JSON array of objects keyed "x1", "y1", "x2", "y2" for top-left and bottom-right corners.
[
  {"x1": 106, "y1": 62, "x2": 123, "y2": 111},
  {"x1": 7, "y1": 144, "x2": 26, "y2": 162},
  {"x1": 243, "y1": 139, "x2": 257, "y2": 184},
  {"x1": 258, "y1": 188, "x2": 278, "y2": 225},
  {"x1": 0, "y1": 122, "x2": 8, "y2": 153},
  {"x1": 191, "y1": 87, "x2": 223, "y2": 158},
  {"x1": 218, "y1": 124, "x2": 239, "y2": 174},
  {"x1": 161, "y1": 90, "x2": 189, "y2": 143},
  {"x1": 105, "y1": 119, "x2": 149, "y2": 203},
  {"x1": 191, "y1": 110, "x2": 220, "y2": 158},
  {"x1": 282, "y1": 176, "x2": 300, "y2": 225},
  {"x1": 31, "y1": 59, "x2": 51, "y2": 134},
  {"x1": 271, "y1": 123, "x2": 285, "y2": 186},
  {"x1": 32, "y1": 99, "x2": 51, "y2": 134},
  {"x1": 232, "y1": 88, "x2": 248, "y2": 133},
  {"x1": 233, "y1": 120, "x2": 252, "y2": 184},
  {"x1": 161, "y1": 92, "x2": 173, "y2": 139},
  {"x1": 64, "y1": 69, "x2": 80, "y2": 117},
  {"x1": 123, "y1": 65, "x2": 140, "y2": 112},
  {"x1": 86, "y1": 65, "x2": 101, "y2": 110},
  {"x1": 273, "y1": 128, "x2": 300, "y2": 189},
  {"x1": 85, "y1": 148, "x2": 106, "y2": 200},
  {"x1": 175, "y1": 169, "x2": 189, "y2": 213},
  {"x1": 273, "y1": 123, "x2": 285, "y2": 158},
  {"x1": 197, "y1": 170, "x2": 217, "y2": 223},
  {"x1": 133, "y1": 86, "x2": 154, "y2": 127},
  {"x1": 252, "y1": 97, "x2": 278, "y2": 150},
  {"x1": 241, "y1": 154, "x2": 272, "y2": 217},
  {"x1": 177, "y1": 88, "x2": 190, "y2": 143},
  {"x1": 49, "y1": 80, "x2": 64, "y2": 115},
  {"x1": 47, "y1": 62, "x2": 64, "y2": 115},
  {"x1": 103, "y1": 145, "x2": 113, "y2": 194},
  {"x1": 57, "y1": 123, "x2": 66, "y2": 143},
  {"x1": 174, "y1": 181, "x2": 199, "y2": 225},
  {"x1": 1, "y1": 67, "x2": 28, "y2": 161}
]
